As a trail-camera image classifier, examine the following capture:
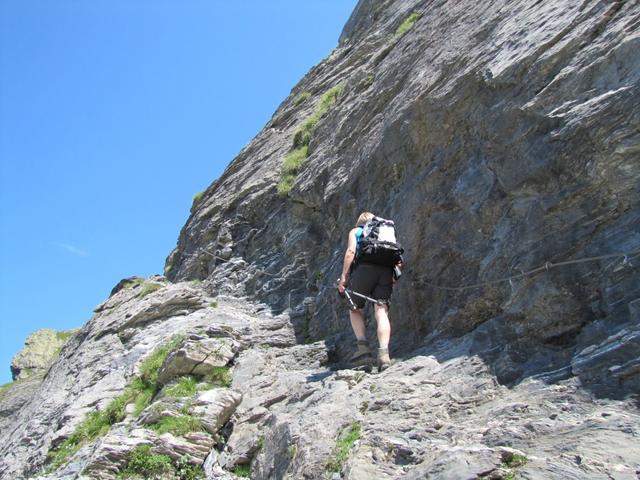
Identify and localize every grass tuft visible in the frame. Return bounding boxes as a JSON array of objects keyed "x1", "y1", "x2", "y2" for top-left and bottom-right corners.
[
  {"x1": 118, "y1": 445, "x2": 173, "y2": 478},
  {"x1": 394, "y1": 11, "x2": 422, "y2": 38},
  {"x1": 118, "y1": 447, "x2": 204, "y2": 479},
  {"x1": 208, "y1": 366, "x2": 232, "y2": 388},
  {"x1": 137, "y1": 282, "x2": 164, "y2": 299},
  {"x1": 294, "y1": 91, "x2": 311, "y2": 105},
  {"x1": 277, "y1": 146, "x2": 308, "y2": 196},
  {"x1": 326, "y1": 422, "x2": 361, "y2": 473},
  {"x1": 150, "y1": 415, "x2": 203, "y2": 437},
  {"x1": 503, "y1": 453, "x2": 528, "y2": 468},
  {"x1": 279, "y1": 83, "x2": 344, "y2": 195},
  {"x1": 165, "y1": 376, "x2": 198, "y2": 398},
  {"x1": 139, "y1": 335, "x2": 184, "y2": 387},
  {"x1": 45, "y1": 336, "x2": 184, "y2": 472},
  {"x1": 231, "y1": 464, "x2": 251, "y2": 477}
]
